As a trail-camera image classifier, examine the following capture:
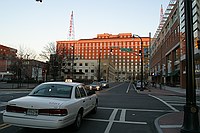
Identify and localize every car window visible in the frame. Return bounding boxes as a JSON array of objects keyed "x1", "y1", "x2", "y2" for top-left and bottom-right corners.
[
  {"x1": 29, "y1": 84, "x2": 73, "y2": 98},
  {"x1": 78, "y1": 86, "x2": 87, "y2": 97},
  {"x1": 75, "y1": 87, "x2": 81, "y2": 98}
]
